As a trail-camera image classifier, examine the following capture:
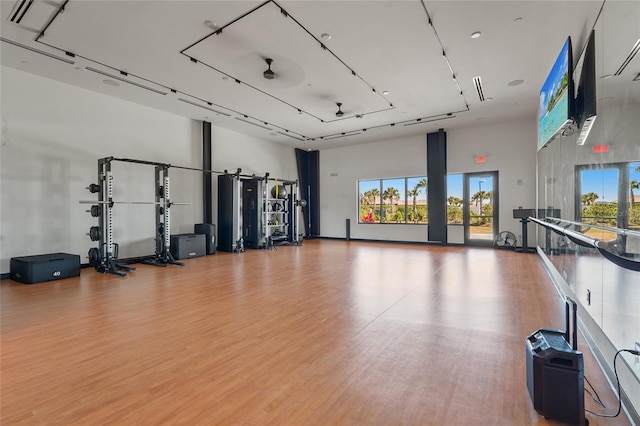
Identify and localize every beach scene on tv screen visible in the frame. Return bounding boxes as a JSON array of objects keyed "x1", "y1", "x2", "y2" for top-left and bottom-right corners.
[{"x1": 538, "y1": 39, "x2": 570, "y2": 148}]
